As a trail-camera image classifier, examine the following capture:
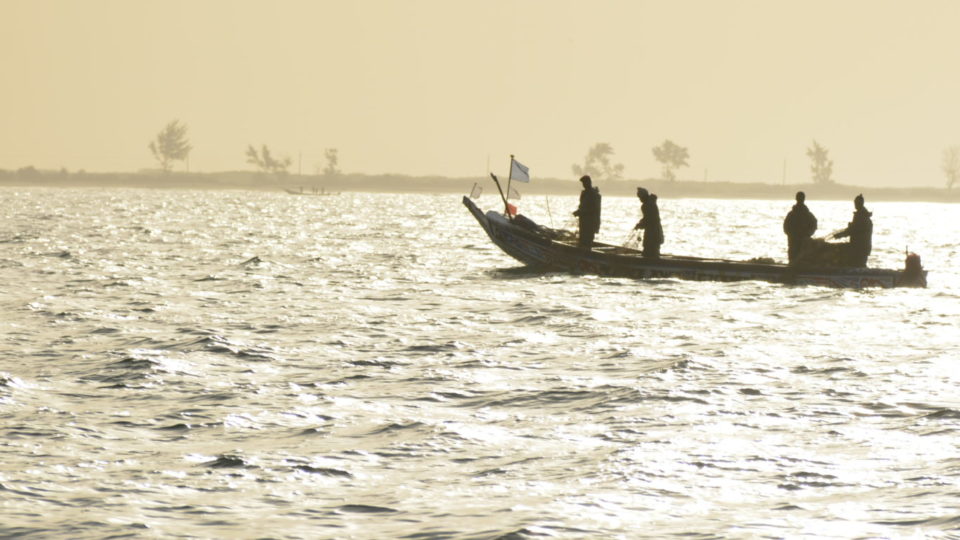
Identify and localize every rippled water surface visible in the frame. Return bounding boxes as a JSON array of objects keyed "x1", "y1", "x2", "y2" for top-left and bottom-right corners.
[{"x1": 1, "y1": 187, "x2": 959, "y2": 539}]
